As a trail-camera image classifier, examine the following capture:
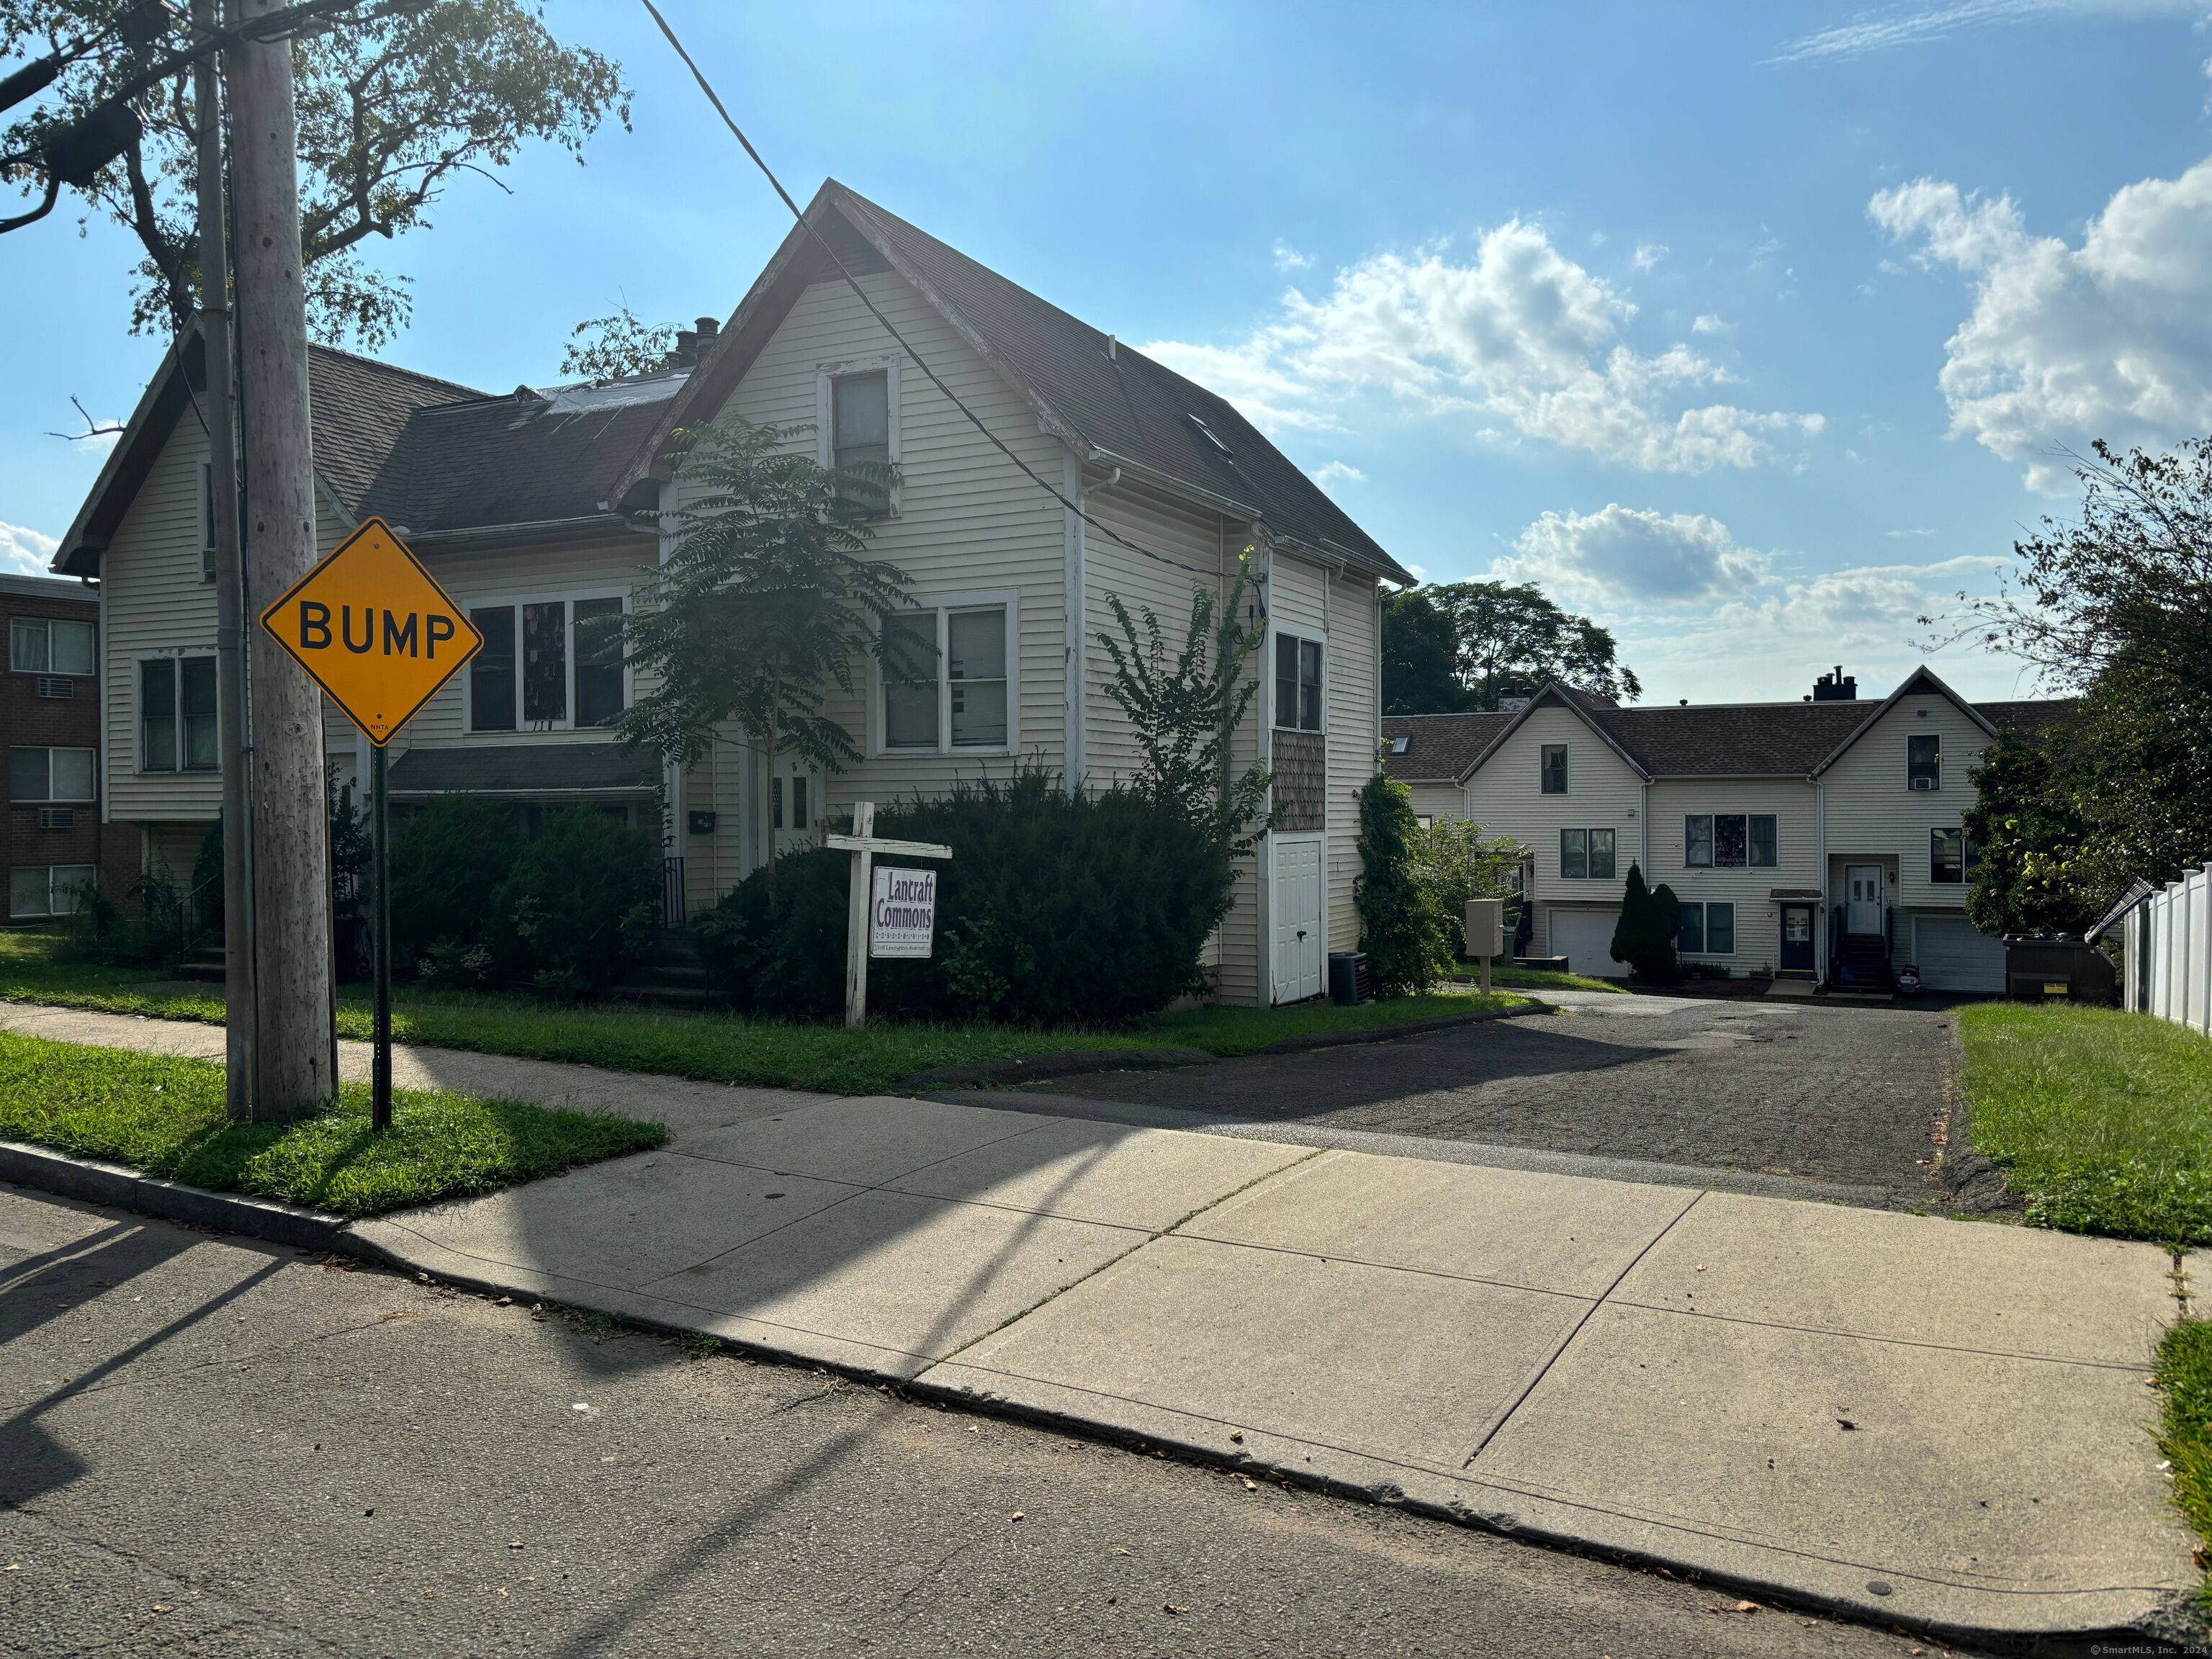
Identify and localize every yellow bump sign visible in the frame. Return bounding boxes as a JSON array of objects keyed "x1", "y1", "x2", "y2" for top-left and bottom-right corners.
[{"x1": 258, "y1": 517, "x2": 482, "y2": 746}]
